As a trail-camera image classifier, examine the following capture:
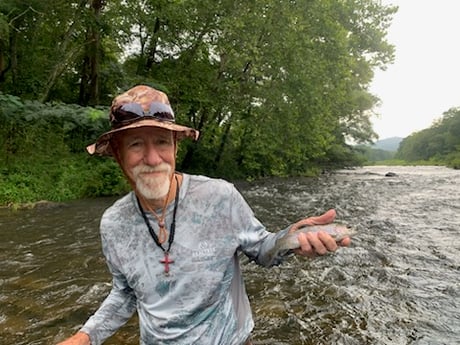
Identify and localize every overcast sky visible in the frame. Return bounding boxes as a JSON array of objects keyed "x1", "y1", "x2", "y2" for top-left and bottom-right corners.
[{"x1": 369, "y1": 0, "x2": 460, "y2": 139}]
